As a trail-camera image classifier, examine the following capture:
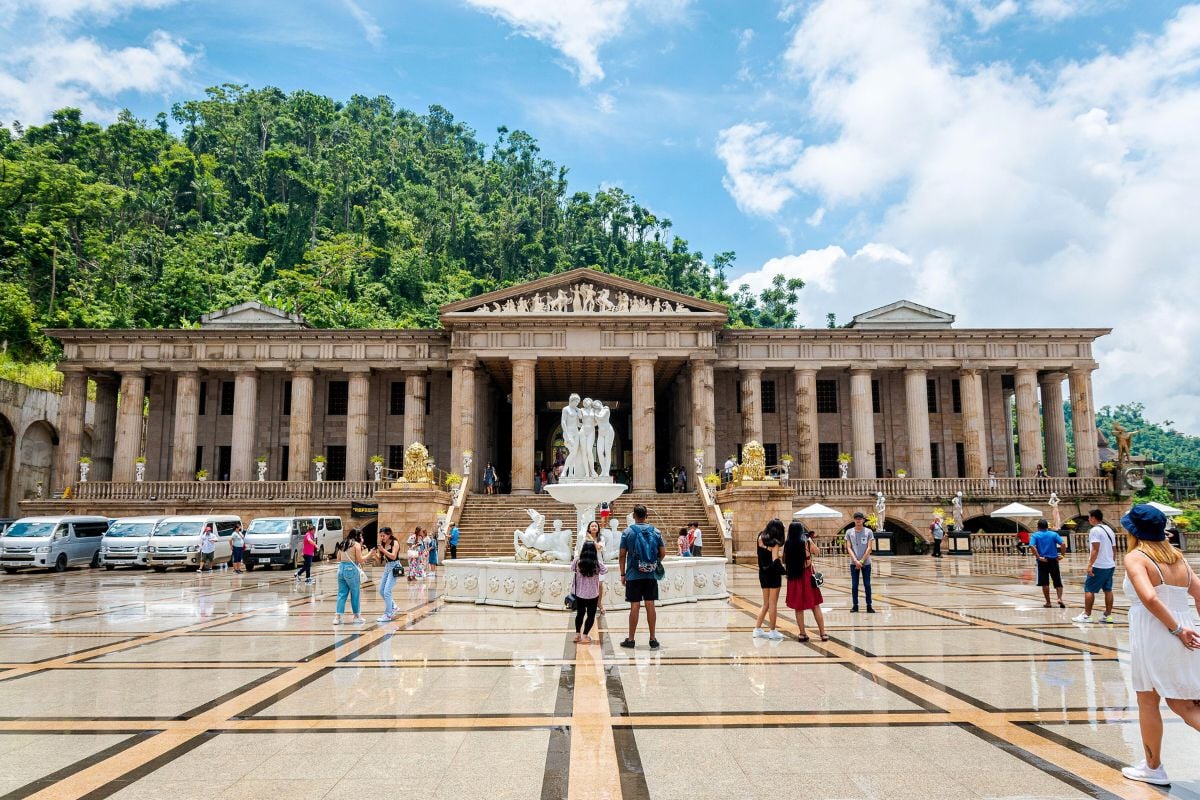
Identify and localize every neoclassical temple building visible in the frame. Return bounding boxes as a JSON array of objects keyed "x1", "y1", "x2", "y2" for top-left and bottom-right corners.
[{"x1": 33, "y1": 269, "x2": 1115, "y2": 554}]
